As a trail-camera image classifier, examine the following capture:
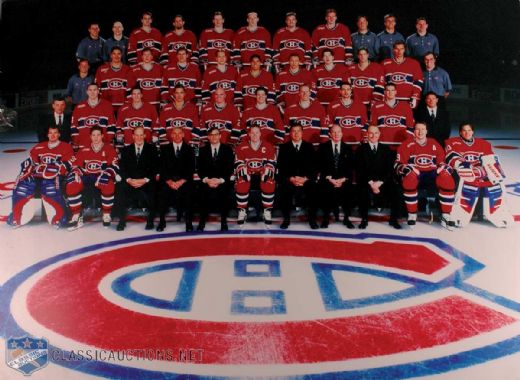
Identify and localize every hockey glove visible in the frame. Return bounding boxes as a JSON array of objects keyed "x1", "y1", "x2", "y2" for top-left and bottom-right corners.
[
  {"x1": 236, "y1": 164, "x2": 250, "y2": 182},
  {"x1": 96, "y1": 170, "x2": 113, "y2": 187},
  {"x1": 436, "y1": 163, "x2": 453, "y2": 175},
  {"x1": 262, "y1": 165, "x2": 275, "y2": 182},
  {"x1": 66, "y1": 167, "x2": 82, "y2": 184},
  {"x1": 17, "y1": 158, "x2": 34, "y2": 182},
  {"x1": 397, "y1": 164, "x2": 419, "y2": 176}
]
